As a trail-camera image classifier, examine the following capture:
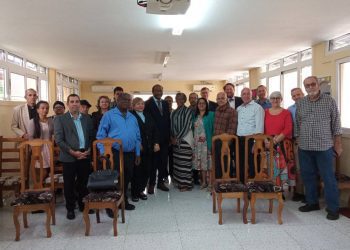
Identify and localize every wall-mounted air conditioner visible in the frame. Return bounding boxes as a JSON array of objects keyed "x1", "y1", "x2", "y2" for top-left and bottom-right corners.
[
  {"x1": 192, "y1": 84, "x2": 215, "y2": 92},
  {"x1": 91, "y1": 85, "x2": 115, "y2": 93}
]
